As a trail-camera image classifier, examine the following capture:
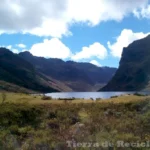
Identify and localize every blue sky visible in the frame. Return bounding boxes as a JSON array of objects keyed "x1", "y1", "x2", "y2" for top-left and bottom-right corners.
[{"x1": 0, "y1": 0, "x2": 150, "y2": 68}]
